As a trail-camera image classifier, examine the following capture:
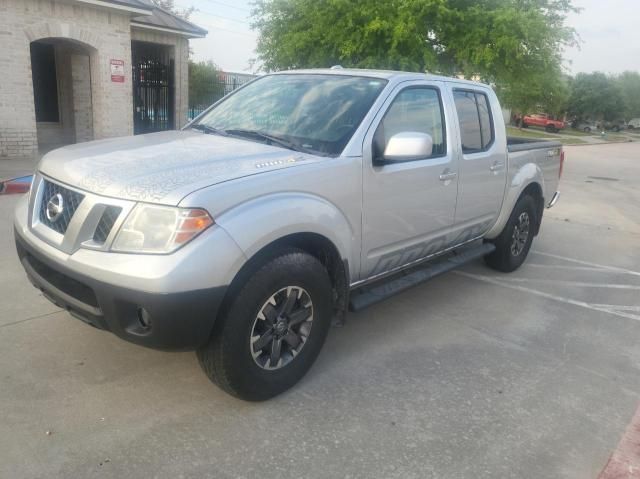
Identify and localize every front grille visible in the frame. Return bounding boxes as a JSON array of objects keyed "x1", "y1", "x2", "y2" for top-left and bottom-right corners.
[
  {"x1": 25, "y1": 250, "x2": 99, "y2": 308},
  {"x1": 93, "y1": 206, "x2": 122, "y2": 243},
  {"x1": 39, "y1": 180, "x2": 85, "y2": 235}
]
